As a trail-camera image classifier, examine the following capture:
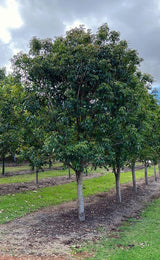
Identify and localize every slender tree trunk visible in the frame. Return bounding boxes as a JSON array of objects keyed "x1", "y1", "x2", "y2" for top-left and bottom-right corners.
[
  {"x1": 76, "y1": 171, "x2": 85, "y2": 221},
  {"x1": 68, "y1": 167, "x2": 71, "y2": 179},
  {"x1": 131, "y1": 162, "x2": 137, "y2": 193},
  {"x1": 154, "y1": 164, "x2": 157, "y2": 181},
  {"x1": 144, "y1": 161, "x2": 148, "y2": 185},
  {"x1": 49, "y1": 159, "x2": 52, "y2": 169},
  {"x1": 13, "y1": 154, "x2": 16, "y2": 162},
  {"x1": 2, "y1": 156, "x2": 5, "y2": 176},
  {"x1": 114, "y1": 166, "x2": 121, "y2": 203},
  {"x1": 36, "y1": 169, "x2": 39, "y2": 185},
  {"x1": 86, "y1": 169, "x2": 88, "y2": 176},
  {"x1": 158, "y1": 161, "x2": 160, "y2": 177}
]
